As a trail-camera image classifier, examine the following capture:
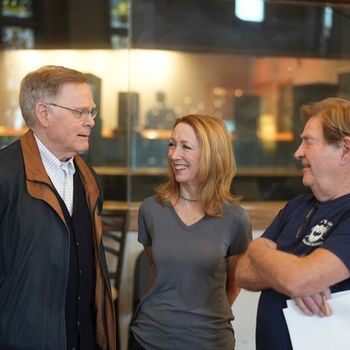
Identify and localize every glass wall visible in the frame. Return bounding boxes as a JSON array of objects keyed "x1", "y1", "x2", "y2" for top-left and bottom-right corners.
[
  {"x1": 1, "y1": 0, "x2": 350, "y2": 202},
  {"x1": 1, "y1": 0, "x2": 34, "y2": 48},
  {"x1": 127, "y1": 0, "x2": 350, "y2": 201}
]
